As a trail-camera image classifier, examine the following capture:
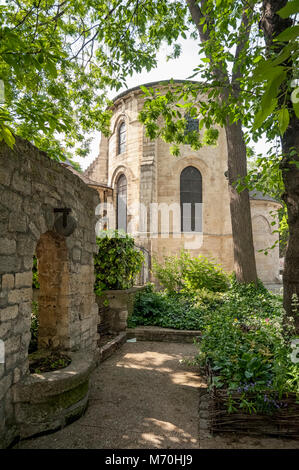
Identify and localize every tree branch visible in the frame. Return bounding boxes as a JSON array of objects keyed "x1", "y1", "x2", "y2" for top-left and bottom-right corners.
[{"x1": 232, "y1": 7, "x2": 253, "y2": 92}]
